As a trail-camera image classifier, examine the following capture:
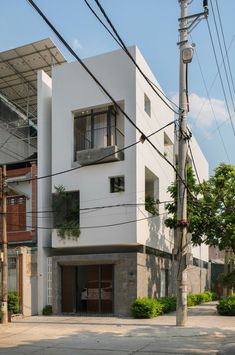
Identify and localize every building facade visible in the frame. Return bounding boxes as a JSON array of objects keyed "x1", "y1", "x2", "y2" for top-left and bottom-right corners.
[
  {"x1": 0, "y1": 158, "x2": 37, "y2": 315},
  {"x1": 37, "y1": 46, "x2": 209, "y2": 315}
]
